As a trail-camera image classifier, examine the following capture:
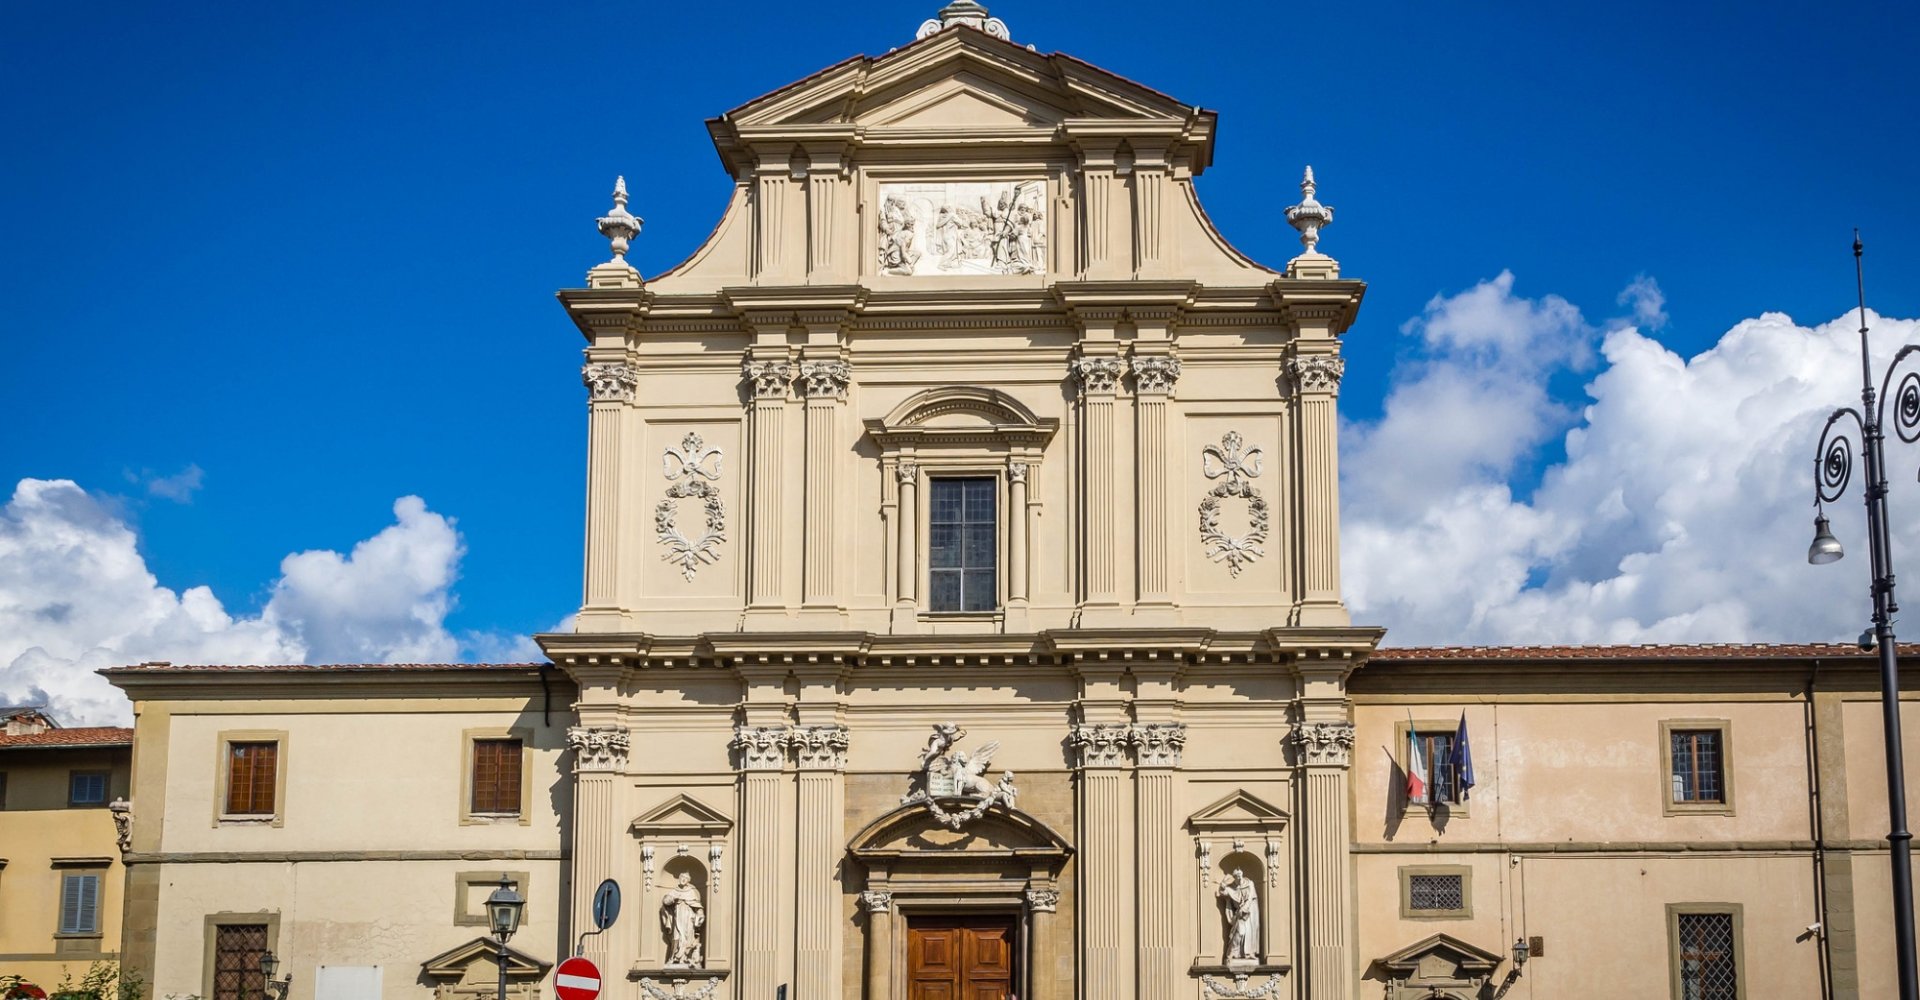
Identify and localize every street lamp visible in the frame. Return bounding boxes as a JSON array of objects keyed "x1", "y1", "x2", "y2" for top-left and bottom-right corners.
[
  {"x1": 1511, "y1": 937, "x2": 1528, "y2": 972},
  {"x1": 486, "y1": 875, "x2": 525, "y2": 1000},
  {"x1": 1809, "y1": 231, "x2": 1920, "y2": 1000}
]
